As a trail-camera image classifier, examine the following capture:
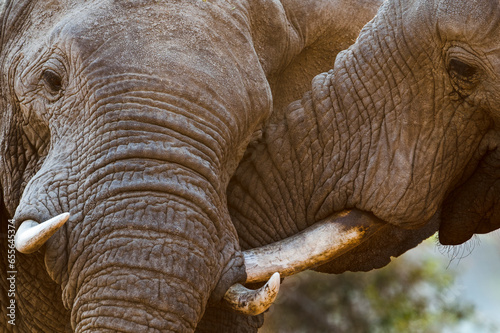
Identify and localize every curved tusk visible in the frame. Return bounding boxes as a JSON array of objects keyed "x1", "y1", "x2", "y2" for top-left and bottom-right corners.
[
  {"x1": 223, "y1": 272, "x2": 280, "y2": 316},
  {"x1": 243, "y1": 210, "x2": 385, "y2": 284},
  {"x1": 15, "y1": 213, "x2": 70, "y2": 254}
]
